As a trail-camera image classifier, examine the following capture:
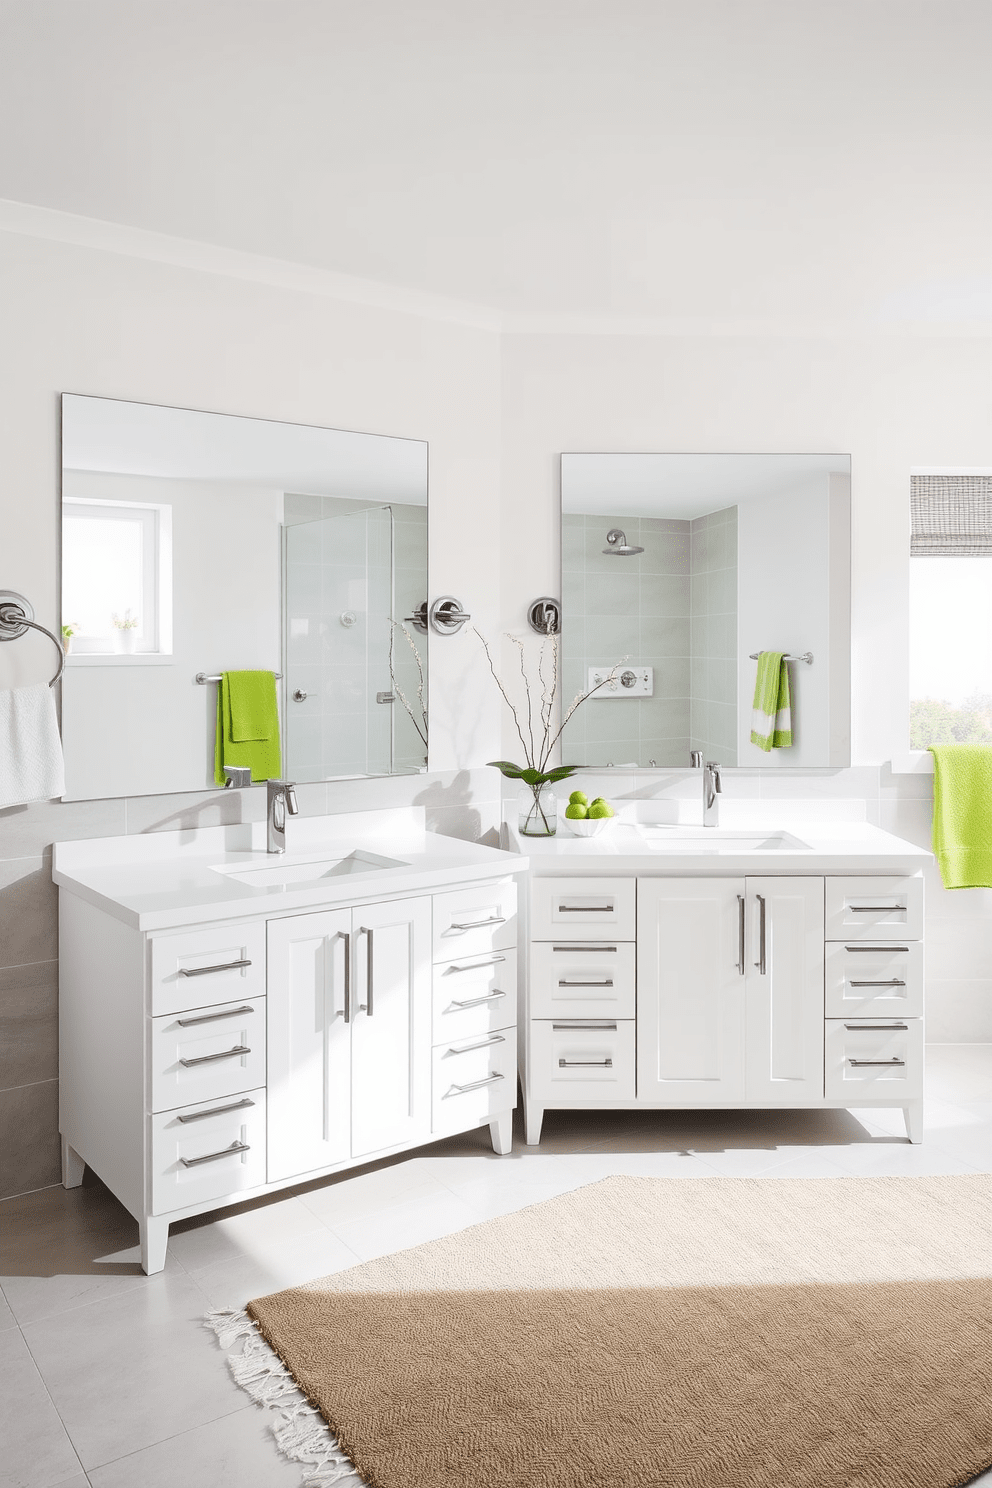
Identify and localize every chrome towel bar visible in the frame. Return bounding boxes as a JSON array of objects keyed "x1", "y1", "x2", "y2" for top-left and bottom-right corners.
[
  {"x1": 748, "y1": 651, "x2": 814, "y2": 665},
  {"x1": 0, "y1": 591, "x2": 66, "y2": 688},
  {"x1": 196, "y1": 671, "x2": 283, "y2": 684}
]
